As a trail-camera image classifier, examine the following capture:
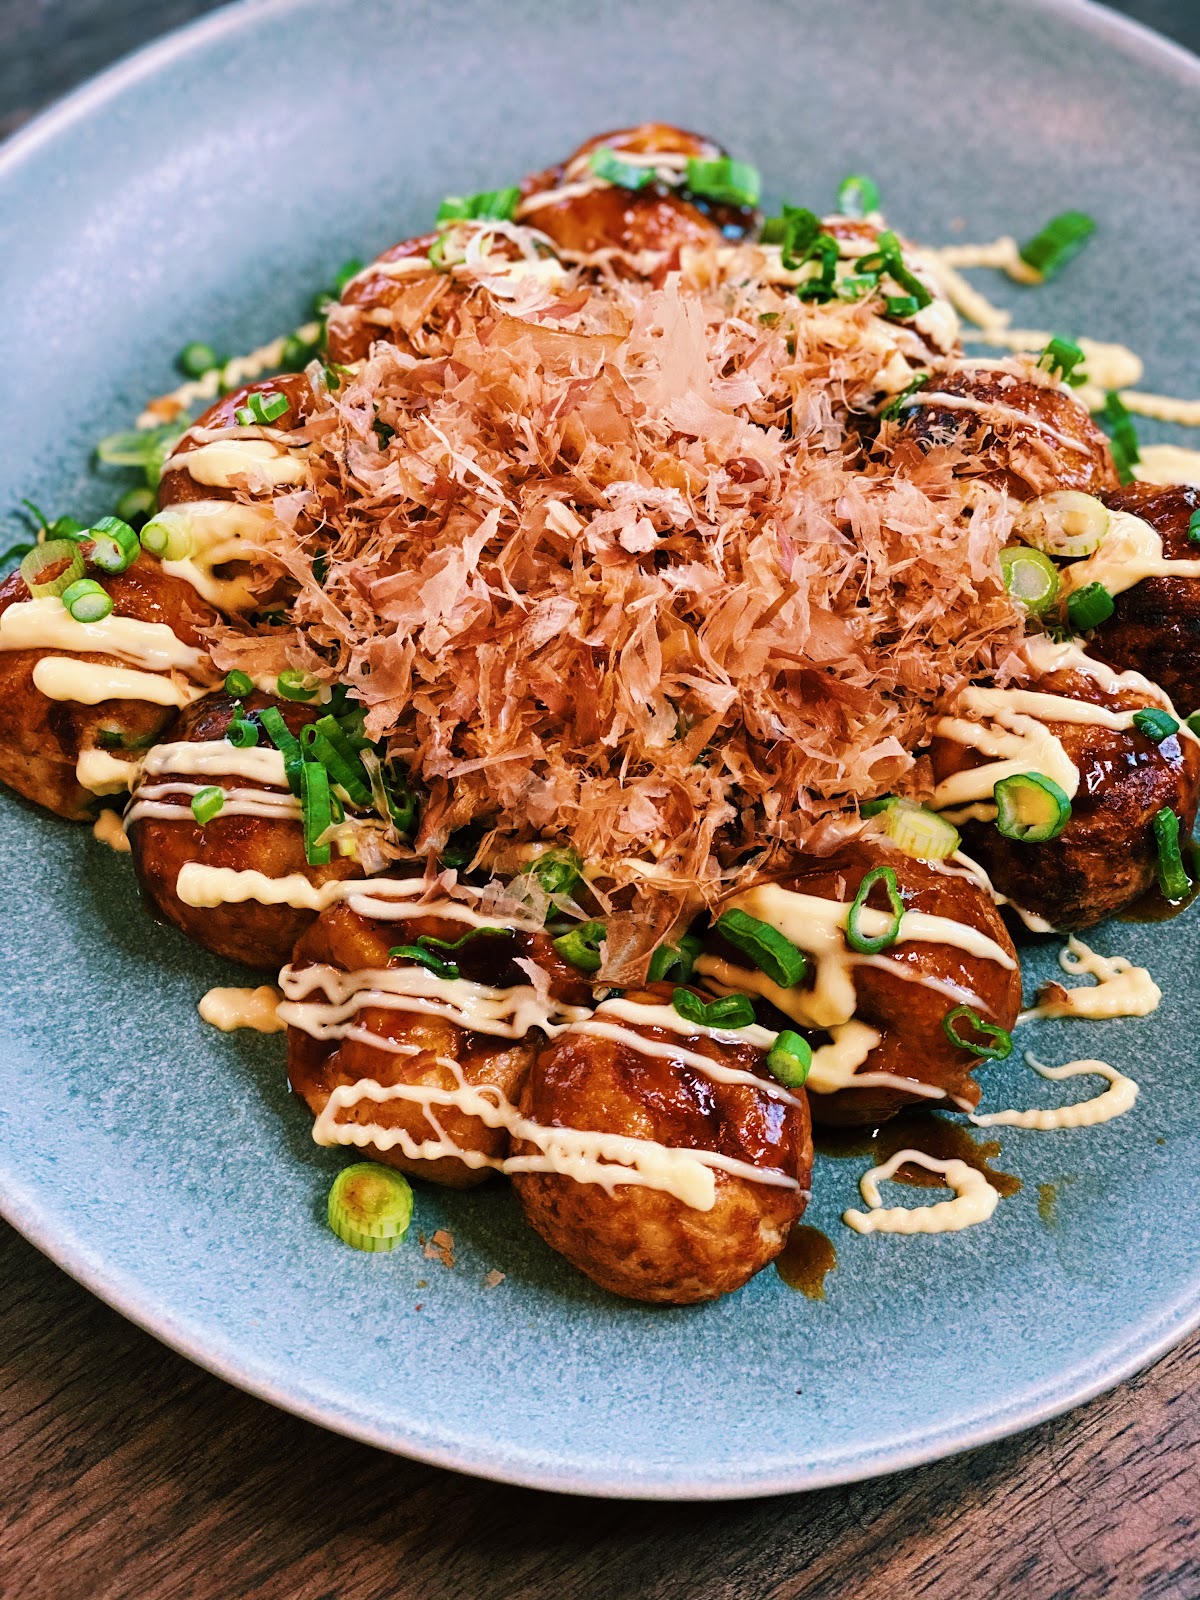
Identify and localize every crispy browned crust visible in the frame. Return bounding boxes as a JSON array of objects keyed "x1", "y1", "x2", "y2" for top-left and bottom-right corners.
[
  {"x1": 931, "y1": 668, "x2": 1200, "y2": 929},
  {"x1": 0, "y1": 561, "x2": 221, "y2": 822},
  {"x1": 898, "y1": 367, "x2": 1119, "y2": 498},
  {"x1": 157, "y1": 373, "x2": 317, "y2": 508},
  {"x1": 127, "y1": 690, "x2": 361, "y2": 968},
  {"x1": 1090, "y1": 483, "x2": 1200, "y2": 714},
  {"x1": 512, "y1": 982, "x2": 812, "y2": 1303}
]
